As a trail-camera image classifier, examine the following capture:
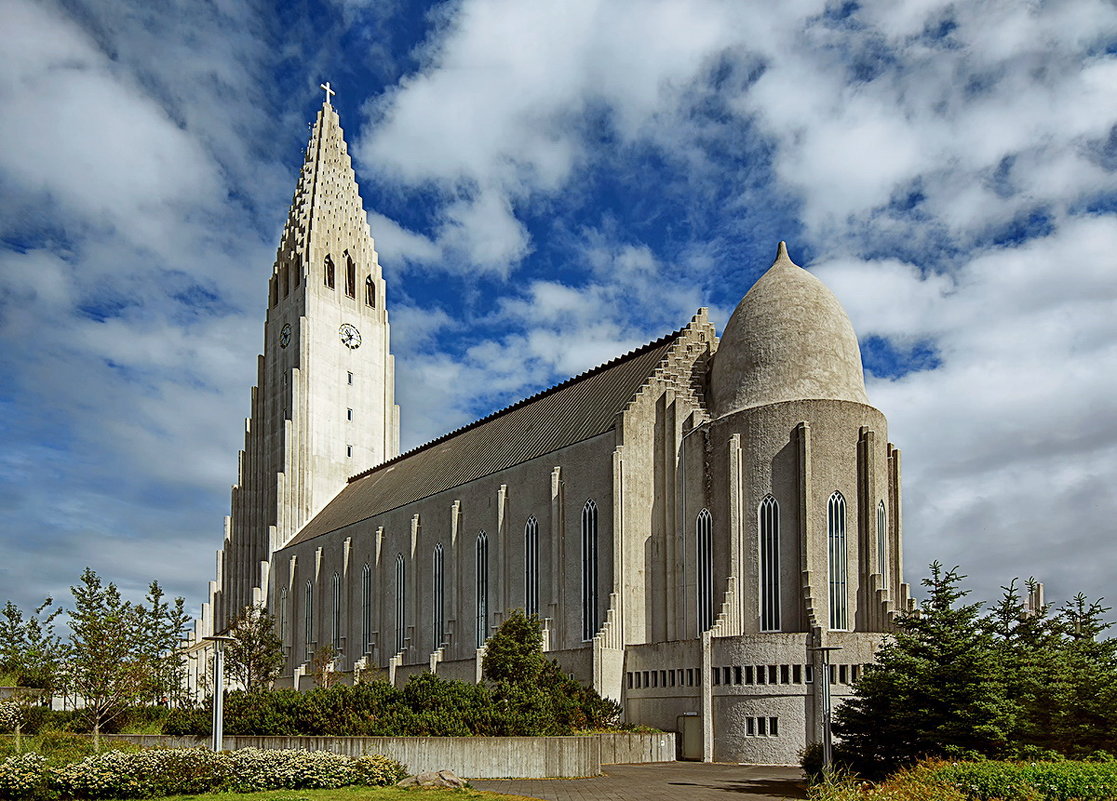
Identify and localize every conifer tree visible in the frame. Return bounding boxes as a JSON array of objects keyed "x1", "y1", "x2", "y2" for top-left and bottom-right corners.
[{"x1": 833, "y1": 563, "x2": 1014, "y2": 777}]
